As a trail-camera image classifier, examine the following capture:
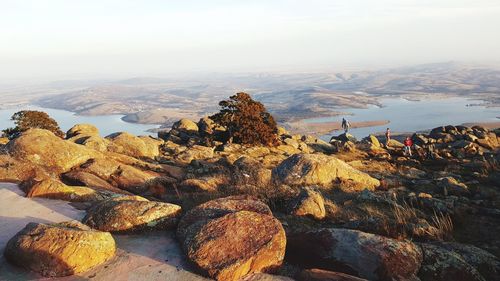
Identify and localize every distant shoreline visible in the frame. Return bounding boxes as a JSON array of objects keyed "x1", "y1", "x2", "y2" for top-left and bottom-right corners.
[
  {"x1": 286, "y1": 120, "x2": 390, "y2": 136},
  {"x1": 461, "y1": 121, "x2": 500, "y2": 129}
]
